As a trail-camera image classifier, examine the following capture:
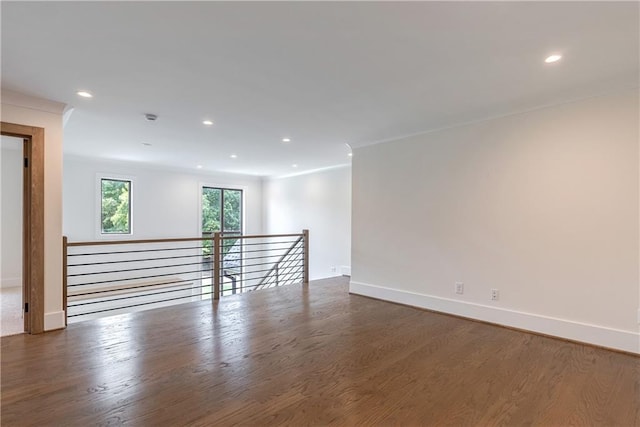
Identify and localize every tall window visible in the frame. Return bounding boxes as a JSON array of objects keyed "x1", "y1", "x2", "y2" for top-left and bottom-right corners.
[
  {"x1": 202, "y1": 187, "x2": 243, "y2": 254},
  {"x1": 201, "y1": 187, "x2": 243, "y2": 298},
  {"x1": 101, "y1": 178, "x2": 131, "y2": 234}
]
